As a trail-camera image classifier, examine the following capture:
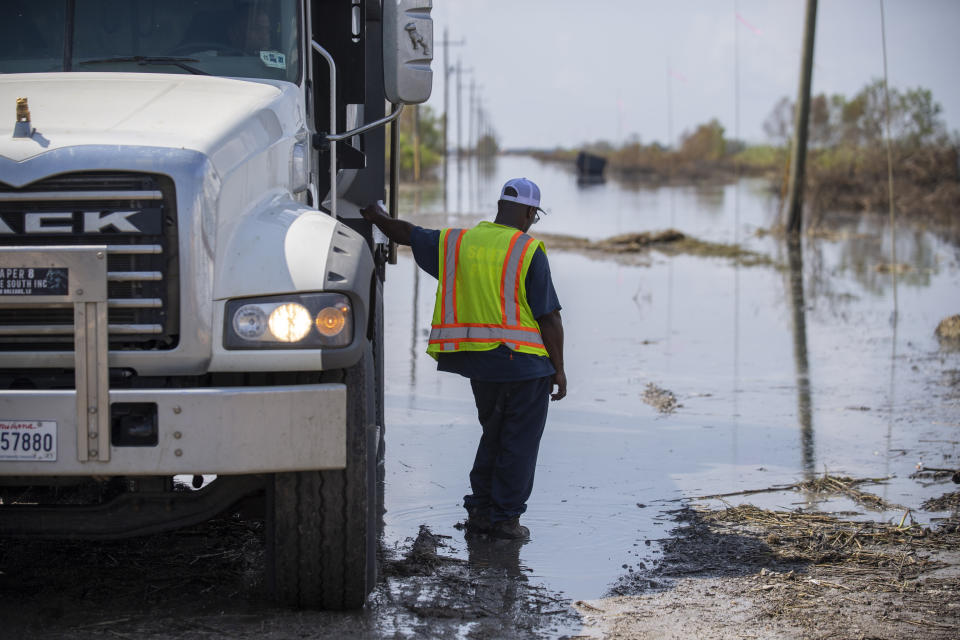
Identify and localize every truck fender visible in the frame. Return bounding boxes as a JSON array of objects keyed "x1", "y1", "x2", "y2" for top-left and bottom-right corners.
[{"x1": 210, "y1": 194, "x2": 374, "y2": 371}]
